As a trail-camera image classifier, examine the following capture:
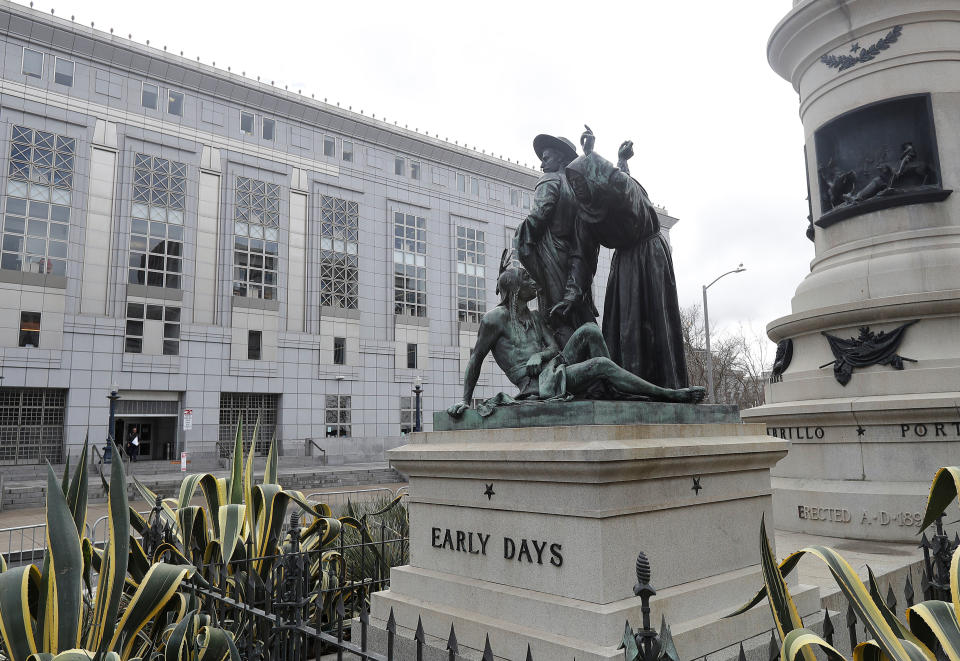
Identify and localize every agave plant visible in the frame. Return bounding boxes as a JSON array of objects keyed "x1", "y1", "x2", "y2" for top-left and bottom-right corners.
[
  {"x1": 730, "y1": 465, "x2": 960, "y2": 660},
  {"x1": 0, "y1": 438, "x2": 236, "y2": 661},
  {"x1": 127, "y1": 418, "x2": 401, "y2": 635}
]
